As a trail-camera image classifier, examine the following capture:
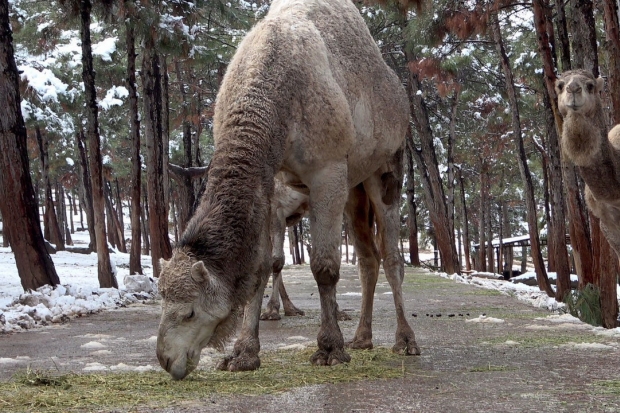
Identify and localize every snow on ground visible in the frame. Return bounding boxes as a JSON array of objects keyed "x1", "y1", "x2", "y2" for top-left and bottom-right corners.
[{"x1": 0, "y1": 229, "x2": 158, "y2": 333}]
